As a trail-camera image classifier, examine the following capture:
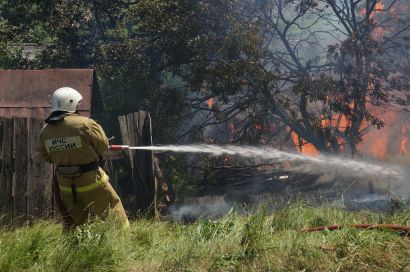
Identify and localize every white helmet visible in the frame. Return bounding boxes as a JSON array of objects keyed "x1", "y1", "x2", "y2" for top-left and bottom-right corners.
[{"x1": 50, "y1": 87, "x2": 83, "y2": 113}]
